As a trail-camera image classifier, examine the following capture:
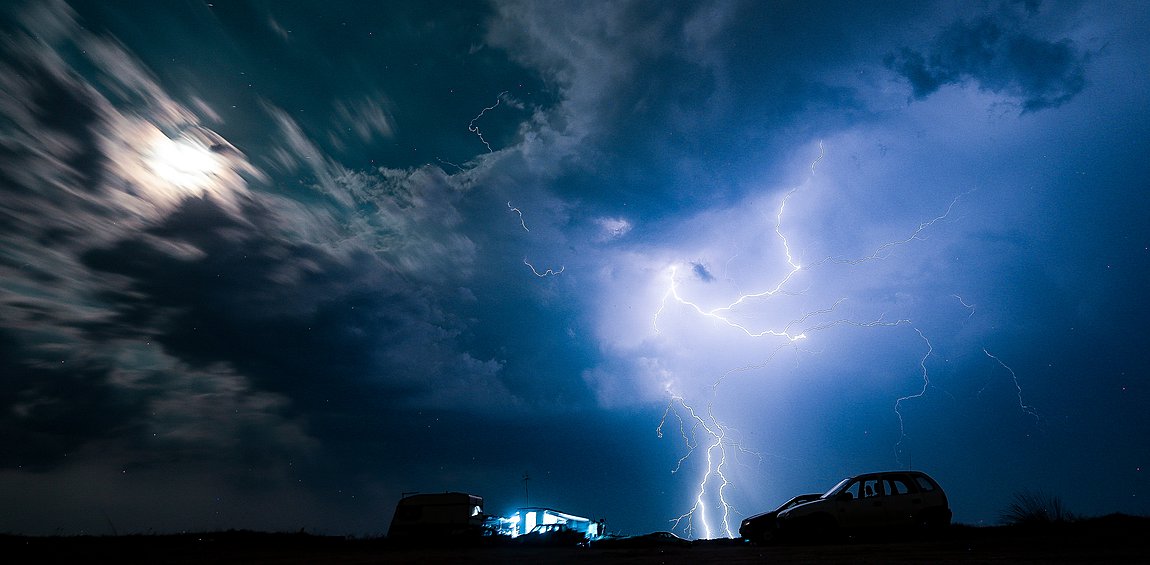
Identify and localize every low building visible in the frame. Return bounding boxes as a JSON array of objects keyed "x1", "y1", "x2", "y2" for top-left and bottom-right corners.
[{"x1": 489, "y1": 507, "x2": 604, "y2": 539}]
